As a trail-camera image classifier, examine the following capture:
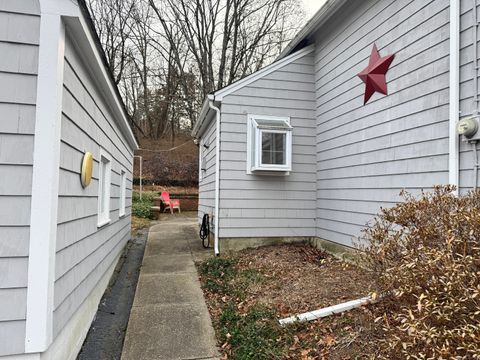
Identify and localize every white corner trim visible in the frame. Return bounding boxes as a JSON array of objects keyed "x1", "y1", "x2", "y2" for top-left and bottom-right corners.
[
  {"x1": 26, "y1": 12, "x2": 66, "y2": 352},
  {"x1": 449, "y1": 0, "x2": 460, "y2": 194},
  {"x1": 198, "y1": 139, "x2": 203, "y2": 182},
  {"x1": 214, "y1": 45, "x2": 315, "y2": 101},
  {"x1": 39, "y1": 0, "x2": 77, "y2": 17},
  {"x1": 40, "y1": 251, "x2": 122, "y2": 360}
]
